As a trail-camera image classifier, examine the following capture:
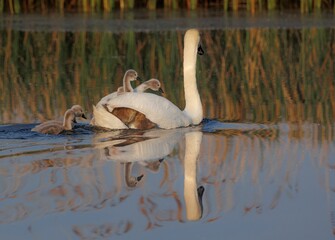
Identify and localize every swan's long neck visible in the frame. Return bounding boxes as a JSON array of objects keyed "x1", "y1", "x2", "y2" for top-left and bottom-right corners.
[{"x1": 183, "y1": 33, "x2": 203, "y2": 125}]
